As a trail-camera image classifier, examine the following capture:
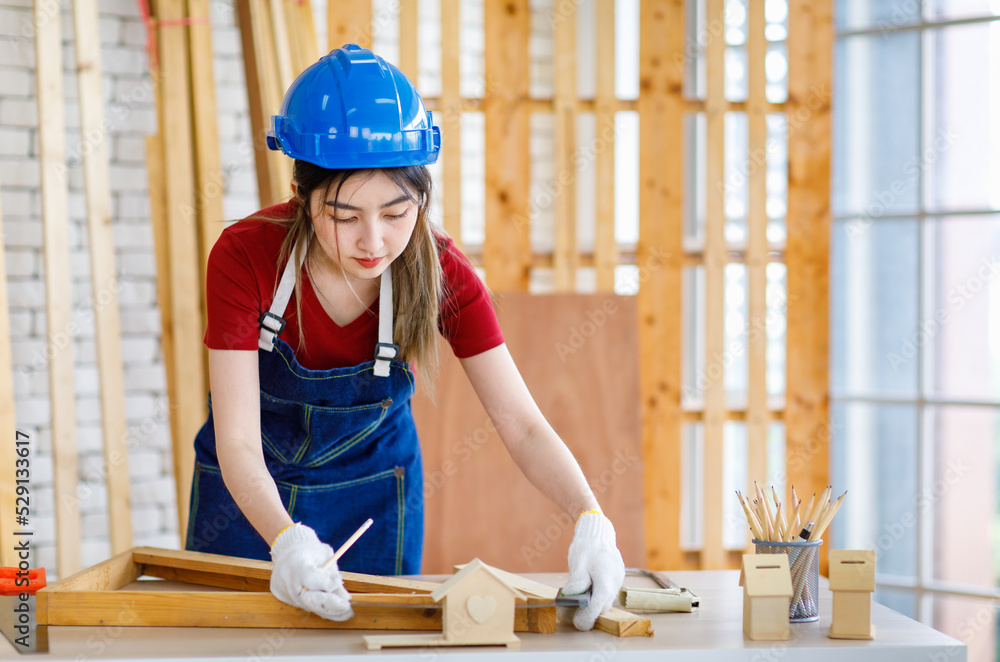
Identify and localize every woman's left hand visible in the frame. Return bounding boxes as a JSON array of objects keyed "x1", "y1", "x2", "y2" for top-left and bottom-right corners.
[{"x1": 562, "y1": 511, "x2": 626, "y2": 630}]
